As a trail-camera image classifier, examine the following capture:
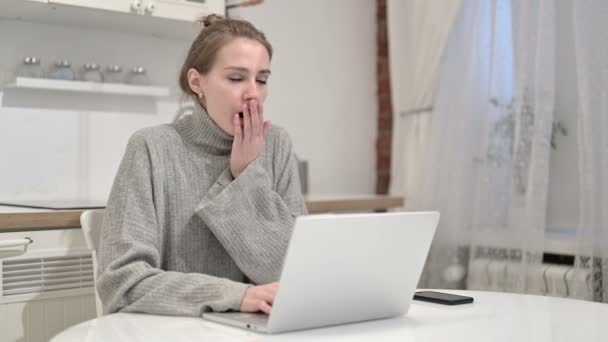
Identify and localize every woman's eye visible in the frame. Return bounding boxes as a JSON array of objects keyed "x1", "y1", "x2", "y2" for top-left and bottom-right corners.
[{"x1": 228, "y1": 77, "x2": 267, "y2": 84}]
